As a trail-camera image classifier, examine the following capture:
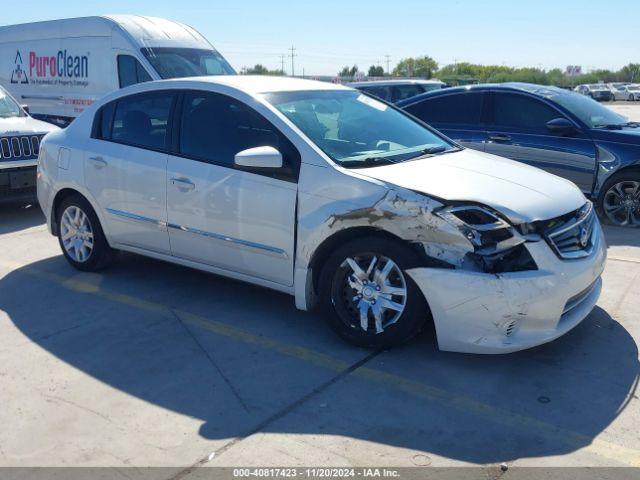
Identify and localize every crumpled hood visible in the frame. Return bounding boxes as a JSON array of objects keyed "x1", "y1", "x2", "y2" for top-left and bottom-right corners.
[
  {"x1": 358, "y1": 149, "x2": 587, "y2": 224},
  {"x1": 0, "y1": 116, "x2": 59, "y2": 135}
]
